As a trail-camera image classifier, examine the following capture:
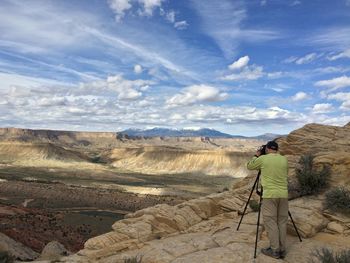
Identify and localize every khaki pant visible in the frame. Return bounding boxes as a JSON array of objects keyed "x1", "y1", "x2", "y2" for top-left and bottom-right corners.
[{"x1": 262, "y1": 198, "x2": 288, "y2": 252}]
